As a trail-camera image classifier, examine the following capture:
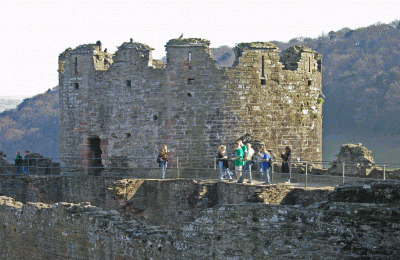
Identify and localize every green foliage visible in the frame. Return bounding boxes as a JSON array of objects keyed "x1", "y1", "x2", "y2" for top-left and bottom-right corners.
[
  {"x1": 317, "y1": 98, "x2": 324, "y2": 105},
  {"x1": 314, "y1": 114, "x2": 319, "y2": 119},
  {"x1": 297, "y1": 94, "x2": 301, "y2": 98}
]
